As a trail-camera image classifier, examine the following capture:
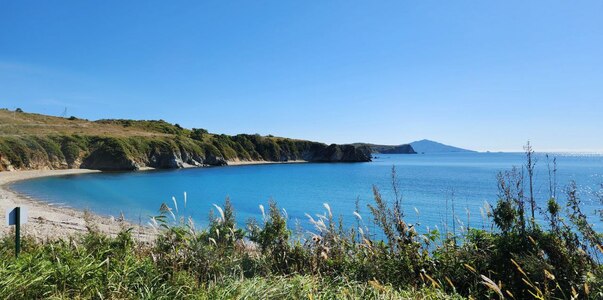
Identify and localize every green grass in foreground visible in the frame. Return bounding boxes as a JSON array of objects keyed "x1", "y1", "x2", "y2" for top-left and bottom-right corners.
[{"x1": 0, "y1": 231, "x2": 456, "y2": 300}]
